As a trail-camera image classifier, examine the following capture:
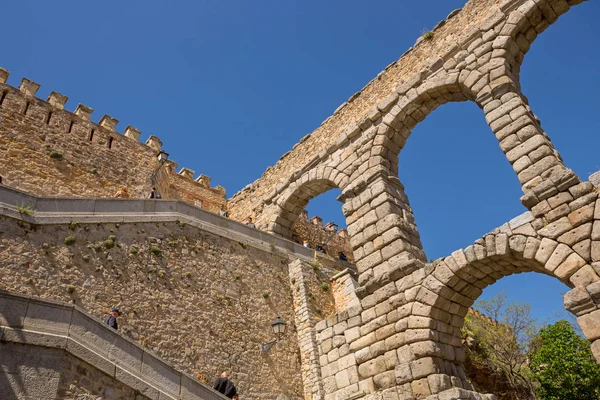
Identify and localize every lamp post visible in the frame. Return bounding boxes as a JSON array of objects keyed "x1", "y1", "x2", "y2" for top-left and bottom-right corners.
[{"x1": 261, "y1": 316, "x2": 287, "y2": 353}]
